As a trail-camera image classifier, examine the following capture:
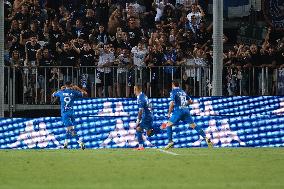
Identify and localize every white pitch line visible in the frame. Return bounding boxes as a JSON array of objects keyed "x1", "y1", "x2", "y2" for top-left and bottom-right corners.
[{"x1": 156, "y1": 149, "x2": 180, "y2": 156}]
